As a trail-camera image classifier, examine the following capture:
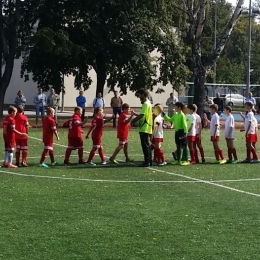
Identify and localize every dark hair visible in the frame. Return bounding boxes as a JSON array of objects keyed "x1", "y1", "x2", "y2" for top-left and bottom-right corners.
[
  {"x1": 175, "y1": 102, "x2": 184, "y2": 110},
  {"x1": 122, "y1": 103, "x2": 130, "y2": 110},
  {"x1": 225, "y1": 106, "x2": 232, "y2": 113},
  {"x1": 135, "y1": 88, "x2": 149, "y2": 98},
  {"x1": 17, "y1": 105, "x2": 24, "y2": 113},
  {"x1": 245, "y1": 102, "x2": 253, "y2": 108},
  {"x1": 187, "y1": 104, "x2": 196, "y2": 112},
  {"x1": 209, "y1": 104, "x2": 218, "y2": 111},
  {"x1": 74, "y1": 106, "x2": 82, "y2": 113},
  {"x1": 154, "y1": 103, "x2": 160, "y2": 107},
  {"x1": 8, "y1": 105, "x2": 17, "y2": 114}
]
